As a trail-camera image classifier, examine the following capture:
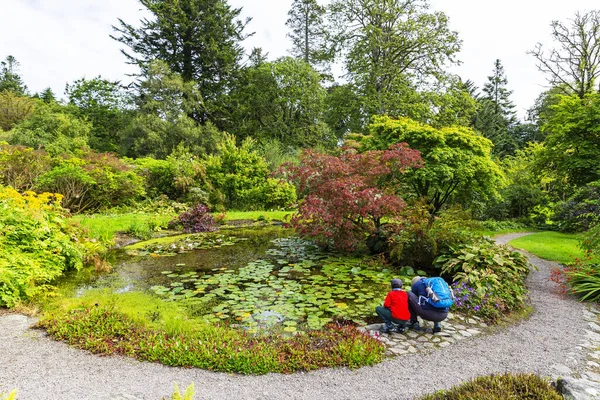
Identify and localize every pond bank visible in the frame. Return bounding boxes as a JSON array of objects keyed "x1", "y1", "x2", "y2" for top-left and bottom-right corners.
[{"x1": 0, "y1": 233, "x2": 594, "y2": 399}]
